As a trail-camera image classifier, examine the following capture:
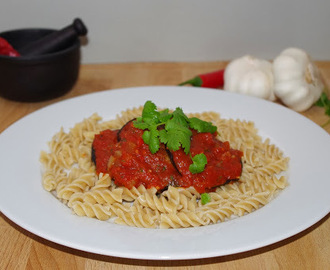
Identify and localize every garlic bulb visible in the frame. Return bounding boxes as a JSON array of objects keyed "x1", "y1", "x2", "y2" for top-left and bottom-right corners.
[
  {"x1": 273, "y1": 47, "x2": 324, "y2": 112},
  {"x1": 224, "y1": 55, "x2": 275, "y2": 101}
]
